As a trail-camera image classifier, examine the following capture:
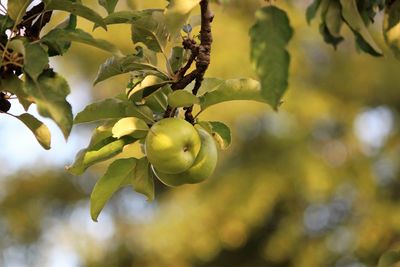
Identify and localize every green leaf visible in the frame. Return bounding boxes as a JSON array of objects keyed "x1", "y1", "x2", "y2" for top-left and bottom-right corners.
[
  {"x1": 131, "y1": 11, "x2": 169, "y2": 53},
  {"x1": 101, "y1": 10, "x2": 161, "y2": 26},
  {"x1": 41, "y1": 28, "x2": 121, "y2": 56},
  {"x1": 306, "y1": 0, "x2": 322, "y2": 24},
  {"x1": 198, "y1": 121, "x2": 231, "y2": 150},
  {"x1": 340, "y1": 0, "x2": 382, "y2": 56},
  {"x1": 169, "y1": 46, "x2": 184, "y2": 73},
  {"x1": 45, "y1": 14, "x2": 77, "y2": 56},
  {"x1": 165, "y1": 0, "x2": 200, "y2": 35},
  {"x1": 0, "y1": 15, "x2": 14, "y2": 33},
  {"x1": 74, "y1": 98, "x2": 128, "y2": 124},
  {"x1": 0, "y1": 75, "x2": 32, "y2": 111},
  {"x1": 144, "y1": 87, "x2": 170, "y2": 112},
  {"x1": 125, "y1": 104, "x2": 155, "y2": 124},
  {"x1": 378, "y1": 251, "x2": 400, "y2": 267},
  {"x1": 8, "y1": 0, "x2": 32, "y2": 24},
  {"x1": 24, "y1": 70, "x2": 73, "y2": 139},
  {"x1": 43, "y1": 0, "x2": 107, "y2": 29},
  {"x1": 23, "y1": 43, "x2": 49, "y2": 80},
  {"x1": 249, "y1": 6, "x2": 293, "y2": 109},
  {"x1": 67, "y1": 136, "x2": 136, "y2": 176},
  {"x1": 127, "y1": 75, "x2": 171, "y2": 99},
  {"x1": 383, "y1": 1, "x2": 400, "y2": 60},
  {"x1": 94, "y1": 55, "x2": 163, "y2": 84},
  {"x1": 319, "y1": 22, "x2": 344, "y2": 49},
  {"x1": 112, "y1": 117, "x2": 149, "y2": 139},
  {"x1": 131, "y1": 157, "x2": 155, "y2": 201},
  {"x1": 15, "y1": 113, "x2": 51, "y2": 150},
  {"x1": 99, "y1": 0, "x2": 118, "y2": 14},
  {"x1": 324, "y1": 0, "x2": 343, "y2": 38},
  {"x1": 199, "y1": 78, "x2": 265, "y2": 110},
  {"x1": 168, "y1": 90, "x2": 199, "y2": 108},
  {"x1": 90, "y1": 157, "x2": 137, "y2": 222}
]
